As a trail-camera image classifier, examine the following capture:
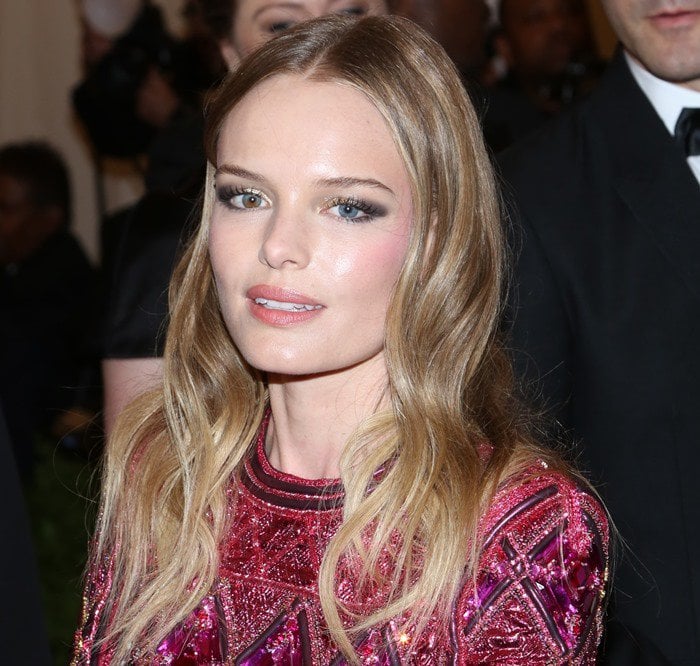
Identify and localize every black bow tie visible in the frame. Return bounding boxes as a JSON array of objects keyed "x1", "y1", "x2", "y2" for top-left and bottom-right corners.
[{"x1": 674, "y1": 107, "x2": 700, "y2": 157}]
